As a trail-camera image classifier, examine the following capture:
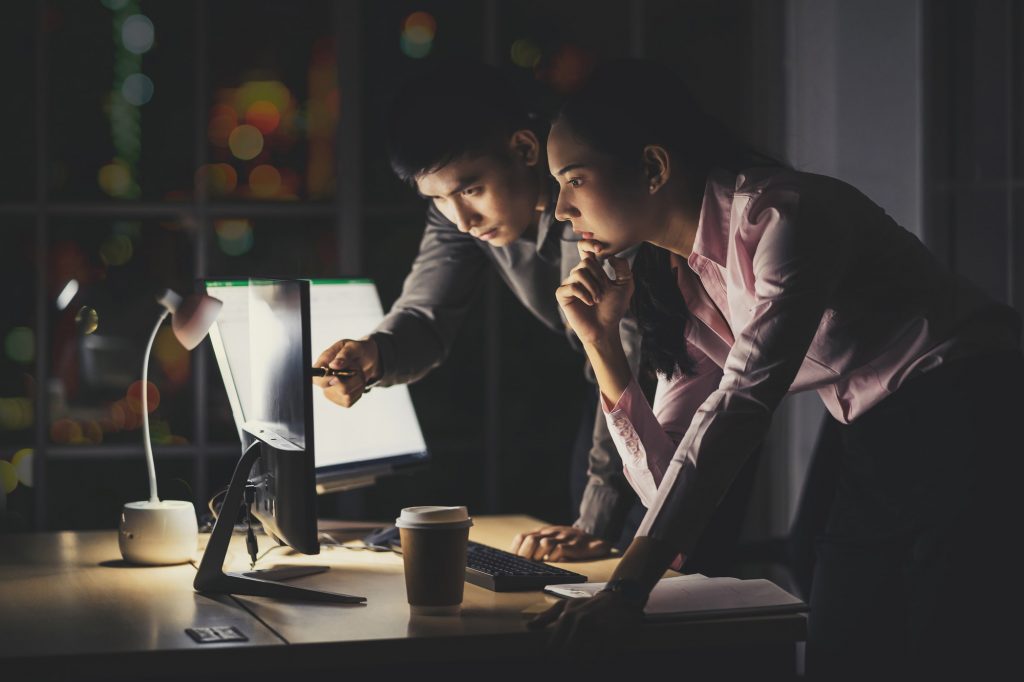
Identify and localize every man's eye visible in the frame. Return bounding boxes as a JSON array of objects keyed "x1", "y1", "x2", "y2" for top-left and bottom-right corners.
[{"x1": 463, "y1": 186, "x2": 480, "y2": 197}]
